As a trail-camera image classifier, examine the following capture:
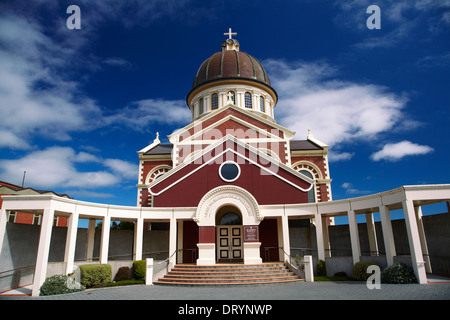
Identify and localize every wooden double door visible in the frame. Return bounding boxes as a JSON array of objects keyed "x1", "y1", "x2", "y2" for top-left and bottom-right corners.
[{"x1": 216, "y1": 225, "x2": 243, "y2": 262}]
